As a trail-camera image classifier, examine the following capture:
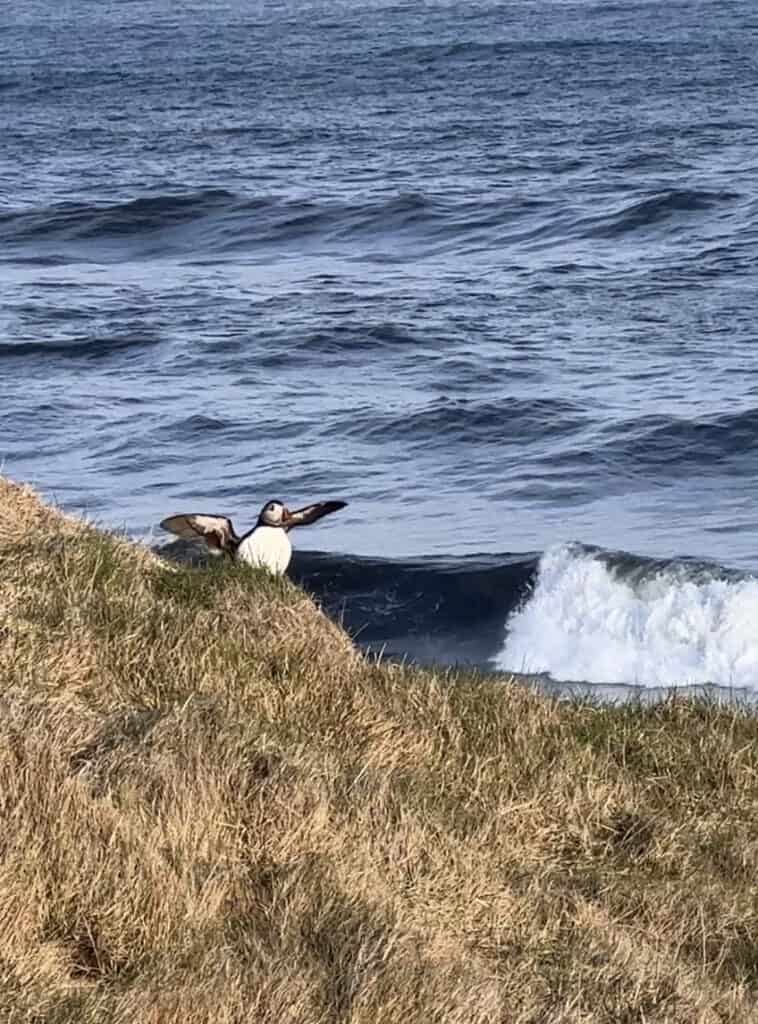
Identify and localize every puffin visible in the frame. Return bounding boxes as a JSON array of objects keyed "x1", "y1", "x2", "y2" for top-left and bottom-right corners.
[{"x1": 160, "y1": 499, "x2": 347, "y2": 575}]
